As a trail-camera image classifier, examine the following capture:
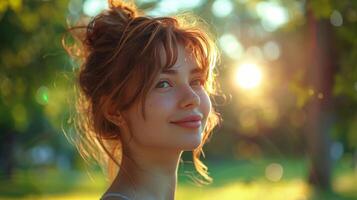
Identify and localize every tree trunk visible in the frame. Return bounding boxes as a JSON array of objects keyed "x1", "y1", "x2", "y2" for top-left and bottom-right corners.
[
  {"x1": 0, "y1": 130, "x2": 15, "y2": 180},
  {"x1": 304, "y1": 5, "x2": 337, "y2": 190}
]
